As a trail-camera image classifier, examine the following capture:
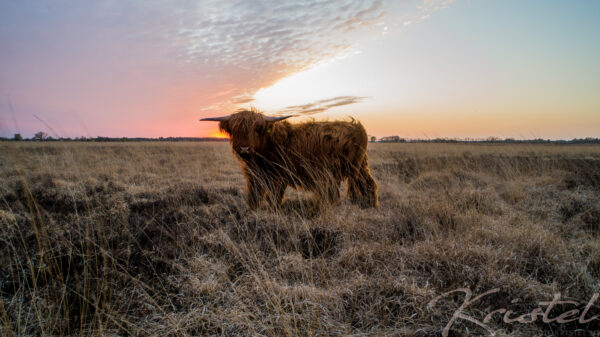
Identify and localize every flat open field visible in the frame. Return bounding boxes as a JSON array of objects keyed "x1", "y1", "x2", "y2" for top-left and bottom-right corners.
[{"x1": 1, "y1": 142, "x2": 599, "y2": 336}]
